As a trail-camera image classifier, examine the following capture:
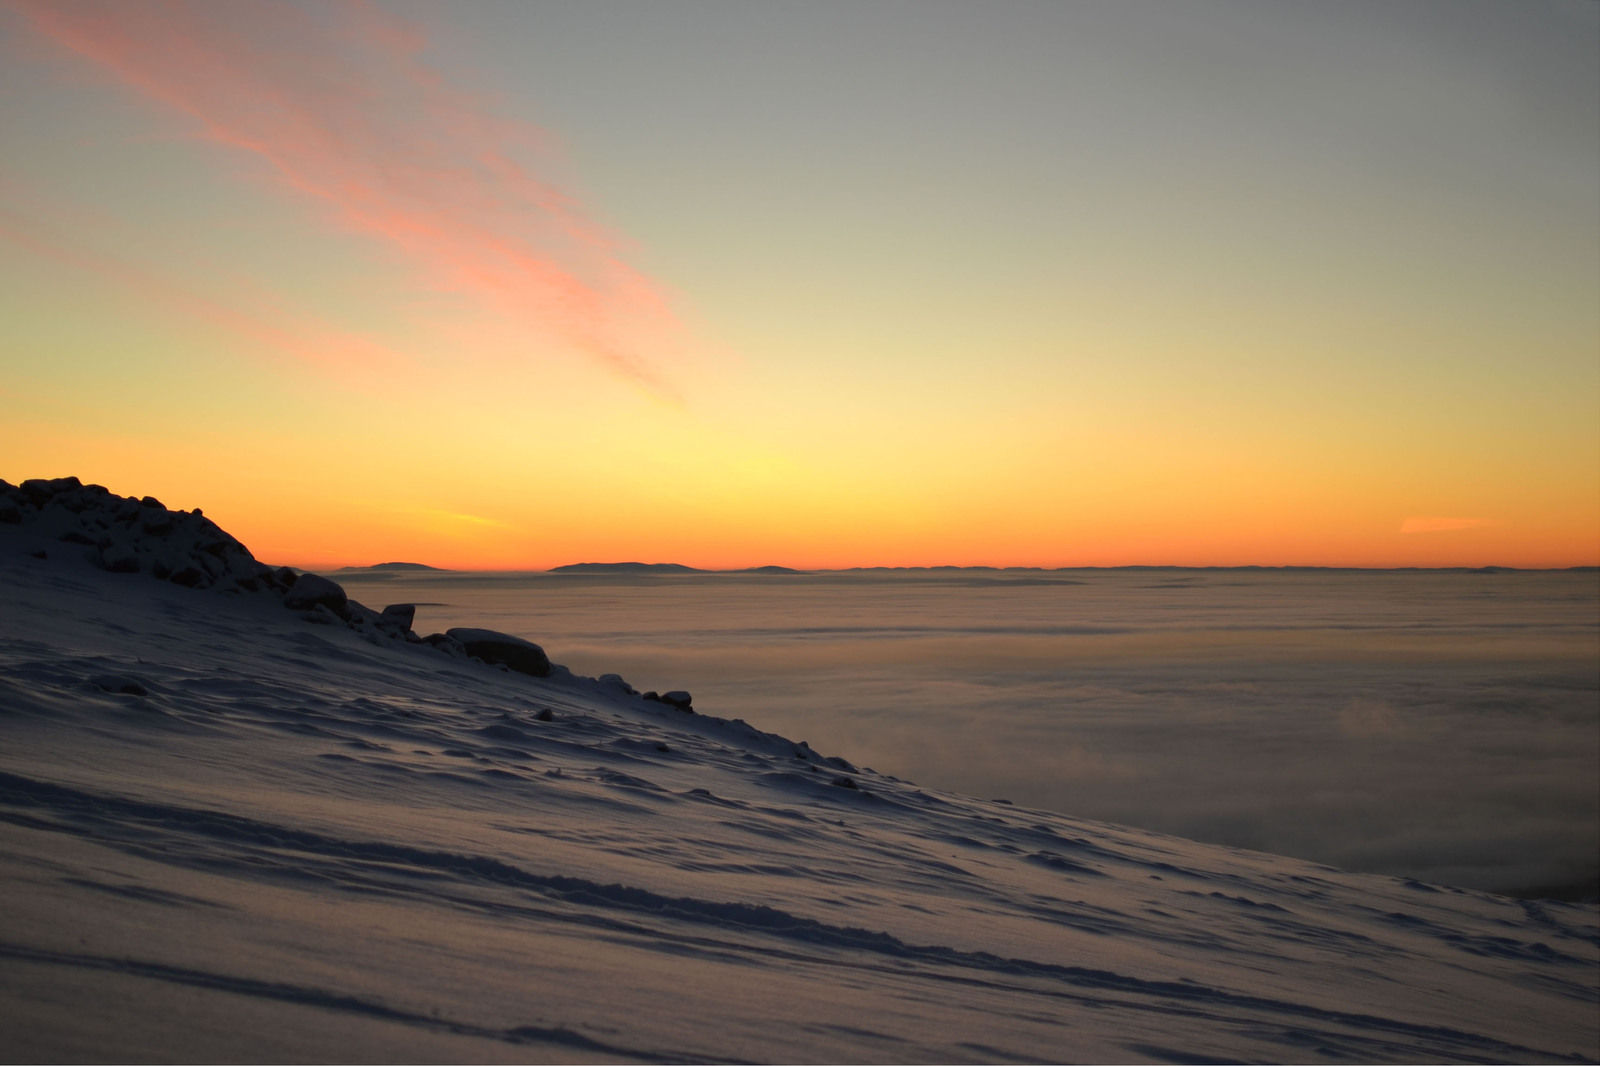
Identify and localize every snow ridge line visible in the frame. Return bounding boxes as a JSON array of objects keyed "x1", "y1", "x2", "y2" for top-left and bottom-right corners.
[
  {"x1": 0, "y1": 769, "x2": 1587, "y2": 1064},
  {"x1": 0, "y1": 941, "x2": 731, "y2": 1064}
]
